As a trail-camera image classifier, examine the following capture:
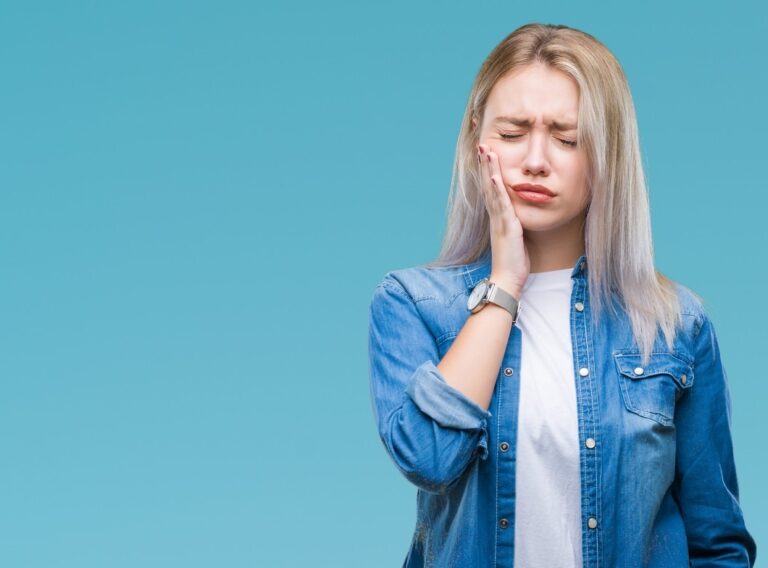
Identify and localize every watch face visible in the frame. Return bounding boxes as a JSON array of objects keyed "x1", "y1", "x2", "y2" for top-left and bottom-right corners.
[{"x1": 467, "y1": 278, "x2": 489, "y2": 312}]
